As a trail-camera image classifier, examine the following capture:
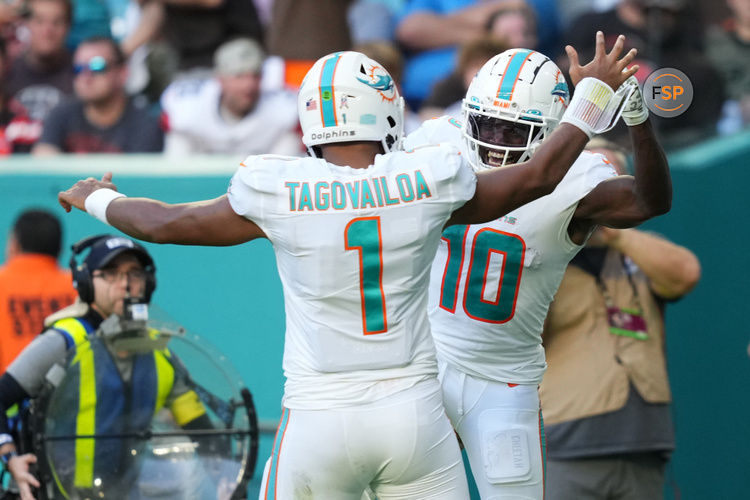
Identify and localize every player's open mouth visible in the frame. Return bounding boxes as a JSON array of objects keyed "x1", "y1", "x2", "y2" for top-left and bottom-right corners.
[
  {"x1": 486, "y1": 150, "x2": 507, "y2": 167},
  {"x1": 481, "y1": 147, "x2": 524, "y2": 167}
]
